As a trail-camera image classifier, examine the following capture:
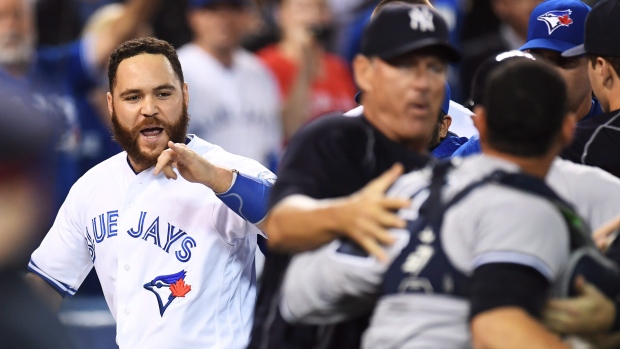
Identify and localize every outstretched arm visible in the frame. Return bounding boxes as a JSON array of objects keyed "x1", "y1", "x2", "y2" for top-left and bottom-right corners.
[
  {"x1": 24, "y1": 273, "x2": 64, "y2": 312},
  {"x1": 90, "y1": 0, "x2": 161, "y2": 69},
  {"x1": 263, "y1": 164, "x2": 409, "y2": 261},
  {"x1": 155, "y1": 141, "x2": 272, "y2": 228}
]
